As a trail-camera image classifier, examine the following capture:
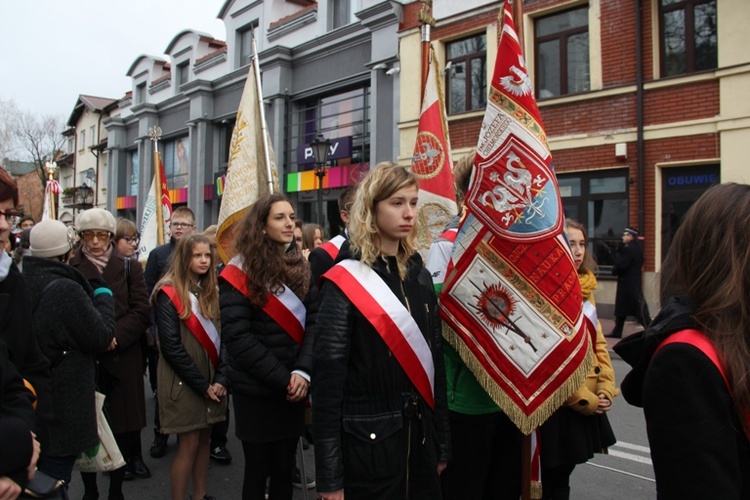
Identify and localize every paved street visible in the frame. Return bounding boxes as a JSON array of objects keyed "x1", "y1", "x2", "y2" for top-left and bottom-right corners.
[{"x1": 67, "y1": 320, "x2": 651, "y2": 500}]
